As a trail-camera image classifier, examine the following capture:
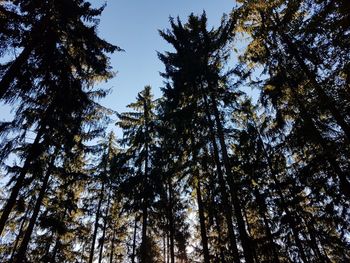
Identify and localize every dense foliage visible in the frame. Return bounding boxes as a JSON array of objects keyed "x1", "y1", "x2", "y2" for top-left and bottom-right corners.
[{"x1": 0, "y1": 0, "x2": 349, "y2": 262}]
